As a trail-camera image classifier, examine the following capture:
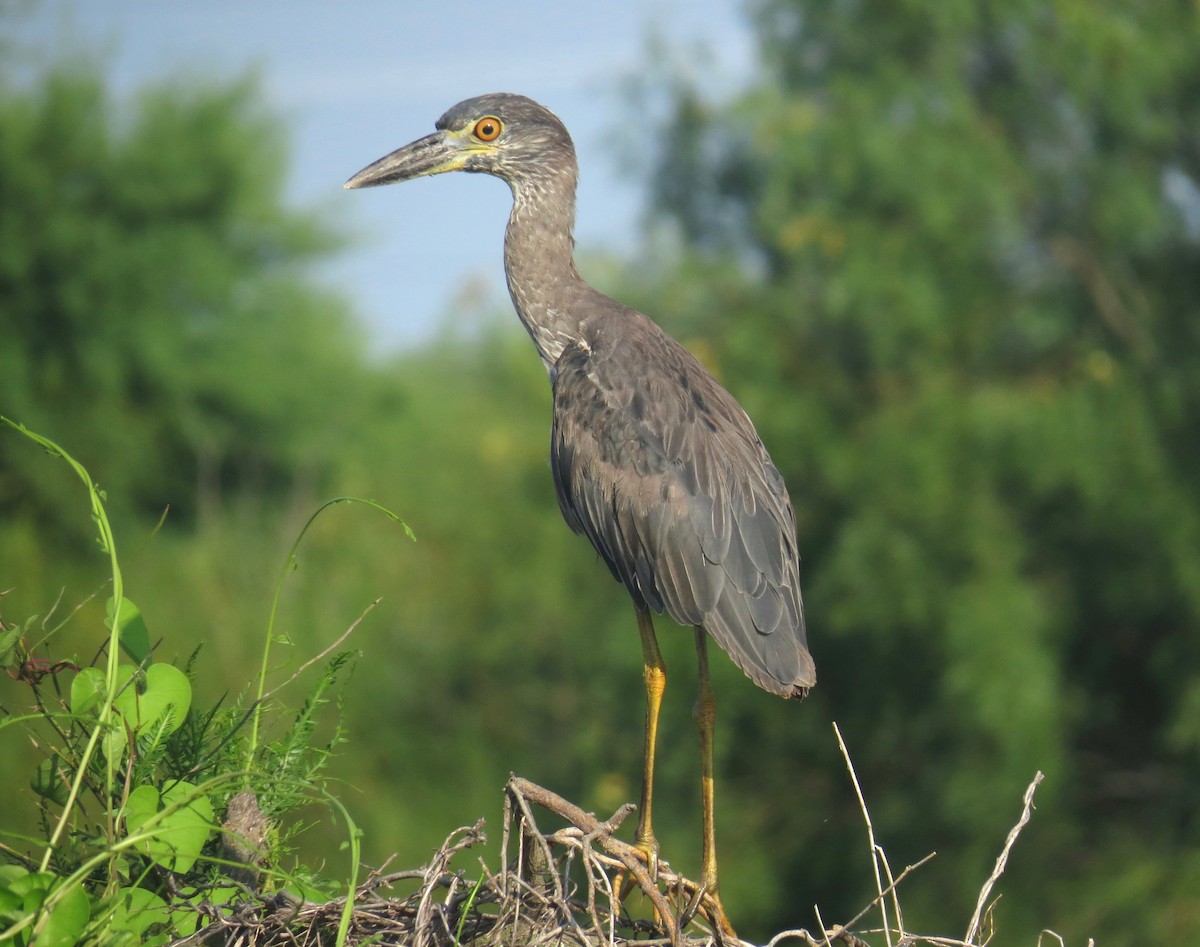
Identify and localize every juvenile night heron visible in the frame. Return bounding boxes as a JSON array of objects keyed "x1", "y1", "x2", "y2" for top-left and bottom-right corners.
[{"x1": 345, "y1": 93, "x2": 815, "y2": 939}]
